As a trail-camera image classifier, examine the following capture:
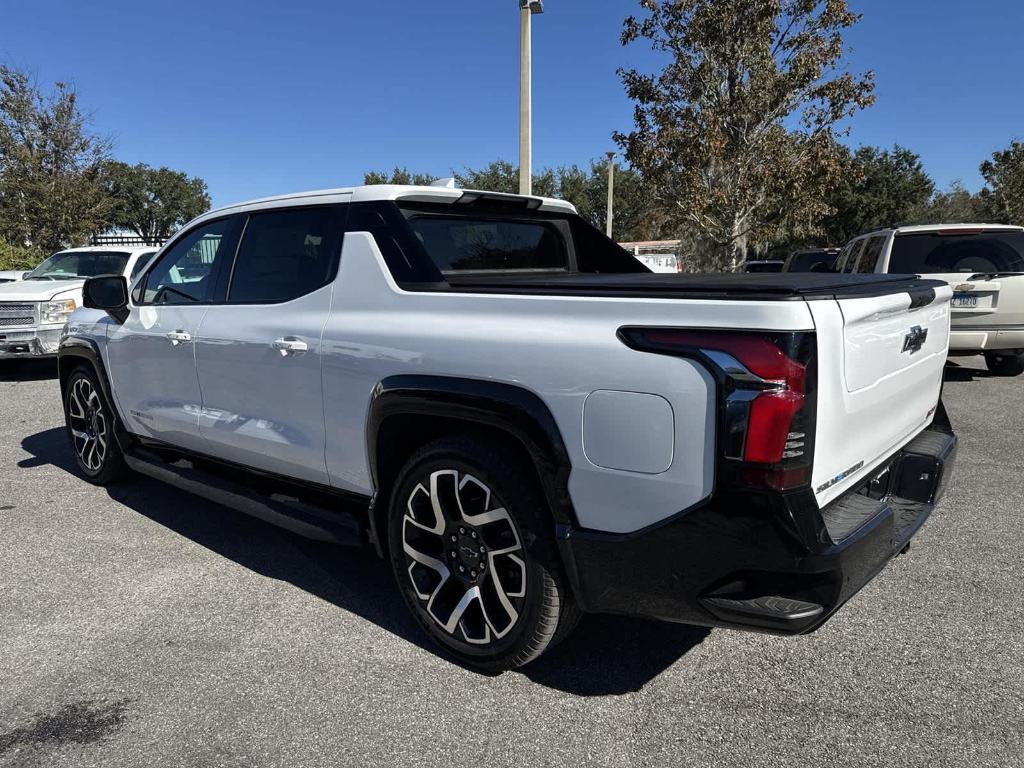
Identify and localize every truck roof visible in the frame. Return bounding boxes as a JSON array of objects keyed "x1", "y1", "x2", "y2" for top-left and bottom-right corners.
[
  {"x1": 52, "y1": 246, "x2": 158, "y2": 256},
  {"x1": 206, "y1": 184, "x2": 579, "y2": 218},
  {"x1": 863, "y1": 223, "x2": 1024, "y2": 236}
]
